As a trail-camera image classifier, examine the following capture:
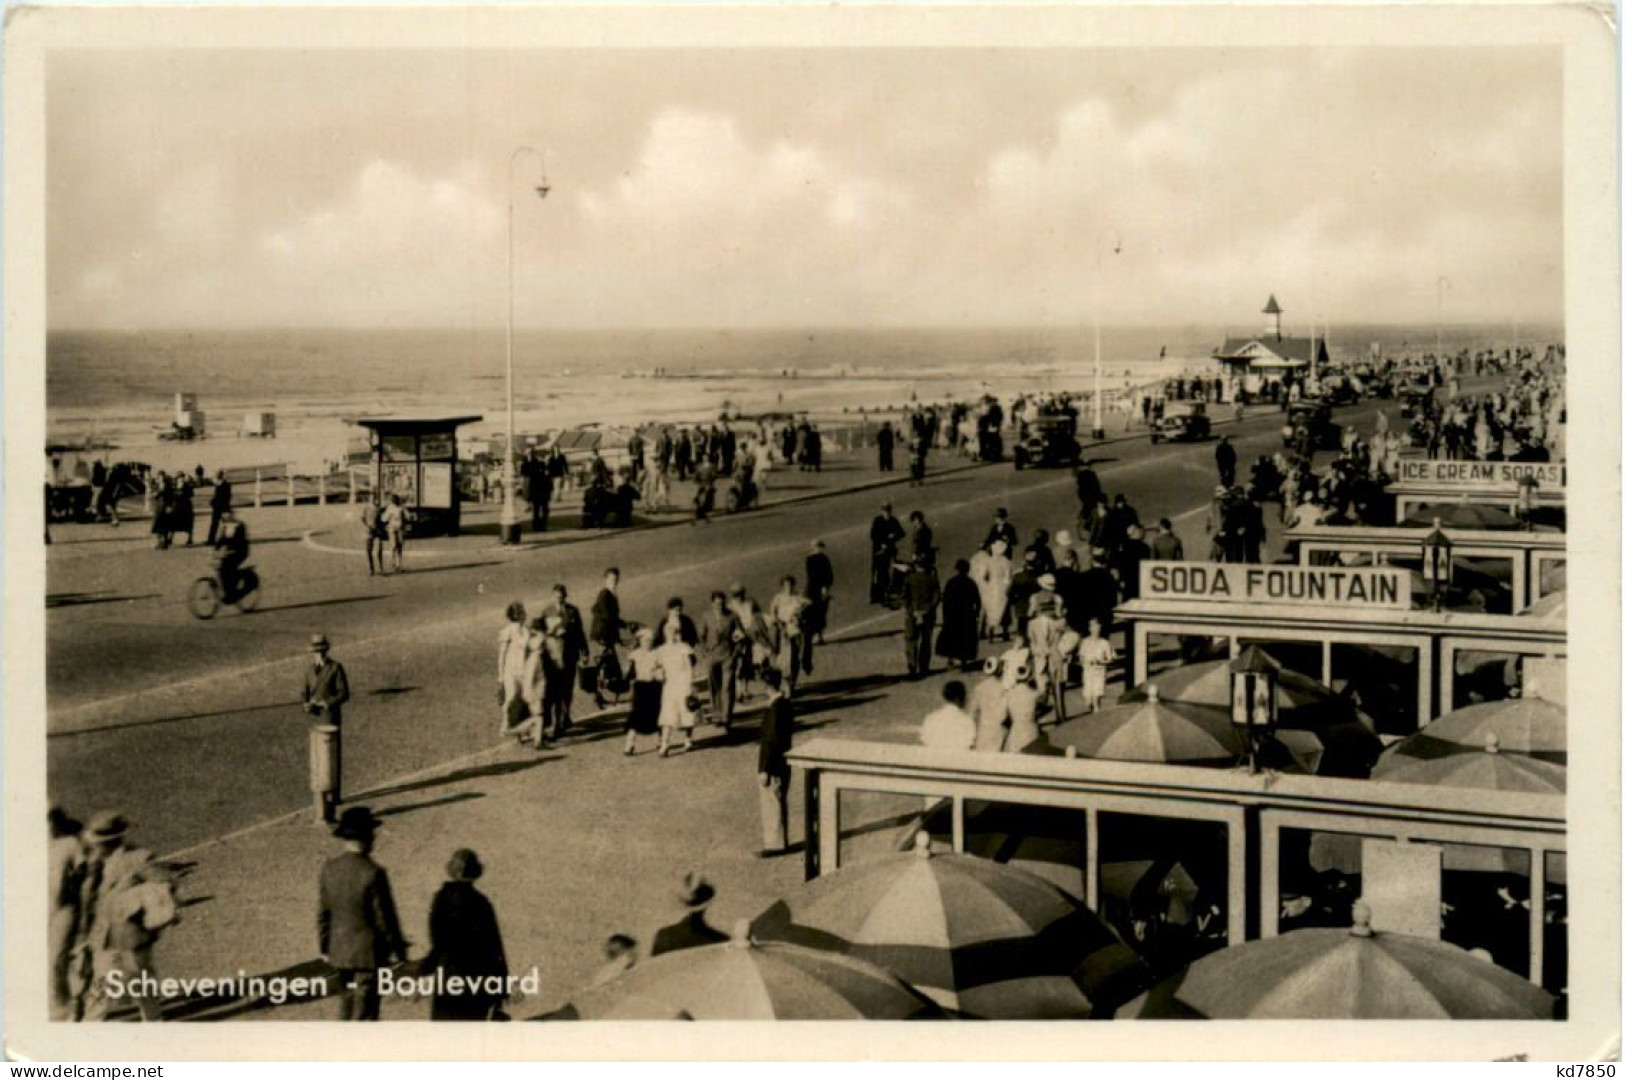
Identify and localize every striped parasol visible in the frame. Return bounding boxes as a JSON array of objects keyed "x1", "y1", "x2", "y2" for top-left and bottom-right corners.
[
  {"x1": 1384, "y1": 697, "x2": 1565, "y2": 764},
  {"x1": 1039, "y1": 686, "x2": 1242, "y2": 764},
  {"x1": 1372, "y1": 732, "x2": 1566, "y2": 793},
  {"x1": 1120, "y1": 902, "x2": 1555, "y2": 1020},
  {"x1": 571, "y1": 922, "x2": 941, "y2": 1020},
  {"x1": 752, "y1": 834, "x2": 1141, "y2": 1018}
]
